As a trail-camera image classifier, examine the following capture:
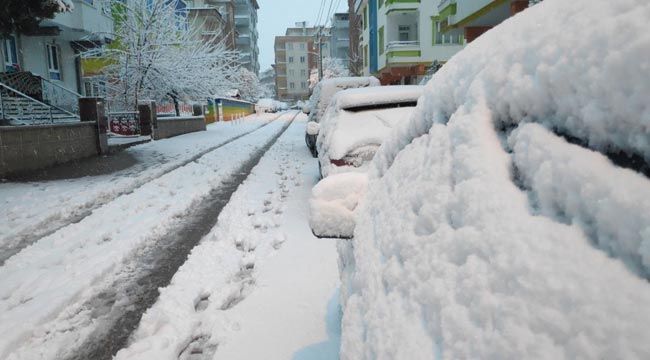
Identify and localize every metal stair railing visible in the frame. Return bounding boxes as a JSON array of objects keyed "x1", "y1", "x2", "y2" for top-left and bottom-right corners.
[
  {"x1": 0, "y1": 81, "x2": 78, "y2": 124},
  {"x1": 39, "y1": 76, "x2": 82, "y2": 115}
]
